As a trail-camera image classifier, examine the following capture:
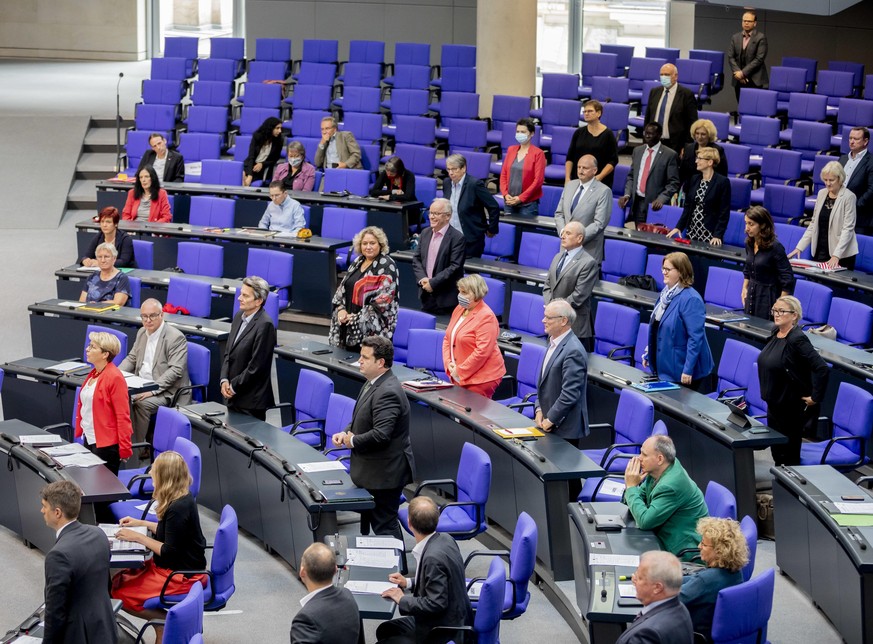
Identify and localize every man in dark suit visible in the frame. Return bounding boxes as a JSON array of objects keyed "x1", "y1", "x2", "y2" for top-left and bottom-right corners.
[
  {"x1": 643, "y1": 63, "x2": 699, "y2": 154},
  {"x1": 378, "y1": 497, "x2": 471, "y2": 644},
  {"x1": 442, "y1": 153, "x2": 501, "y2": 258},
  {"x1": 137, "y1": 132, "x2": 185, "y2": 183},
  {"x1": 40, "y1": 480, "x2": 117, "y2": 644},
  {"x1": 618, "y1": 122, "x2": 680, "y2": 228},
  {"x1": 728, "y1": 10, "x2": 769, "y2": 102},
  {"x1": 840, "y1": 126, "x2": 873, "y2": 235},
  {"x1": 616, "y1": 551, "x2": 694, "y2": 644},
  {"x1": 332, "y1": 336, "x2": 414, "y2": 542},
  {"x1": 535, "y1": 299, "x2": 589, "y2": 446},
  {"x1": 291, "y1": 543, "x2": 363, "y2": 644},
  {"x1": 220, "y1": 276, "x2": 277, "y2": 420},
  {"x1": 411, "y1": 198, "x2": 466, "y2": 315},
  {"x1": 553, "y1": 155, "x2": 612, "y2": 263},
  {"x1": 542, "y1": 222, "x2": 598, "y2": 350}
]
